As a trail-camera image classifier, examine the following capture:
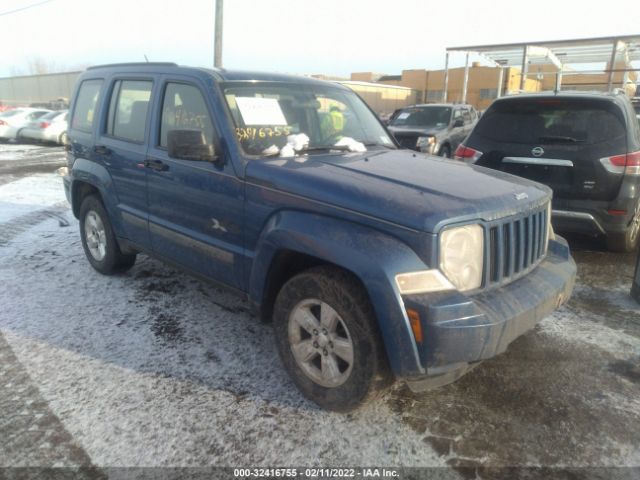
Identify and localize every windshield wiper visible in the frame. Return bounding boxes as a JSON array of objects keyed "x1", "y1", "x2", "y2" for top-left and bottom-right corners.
[
  {"x1": 297, "y1": 145, "x2": 351, "y2": 154},
  {"x1": 362, "y1": 142, "x2": 395, "y2": 150},
  {"x1": 538, "y1": 135, "x2": 584, "y2": 144}
]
